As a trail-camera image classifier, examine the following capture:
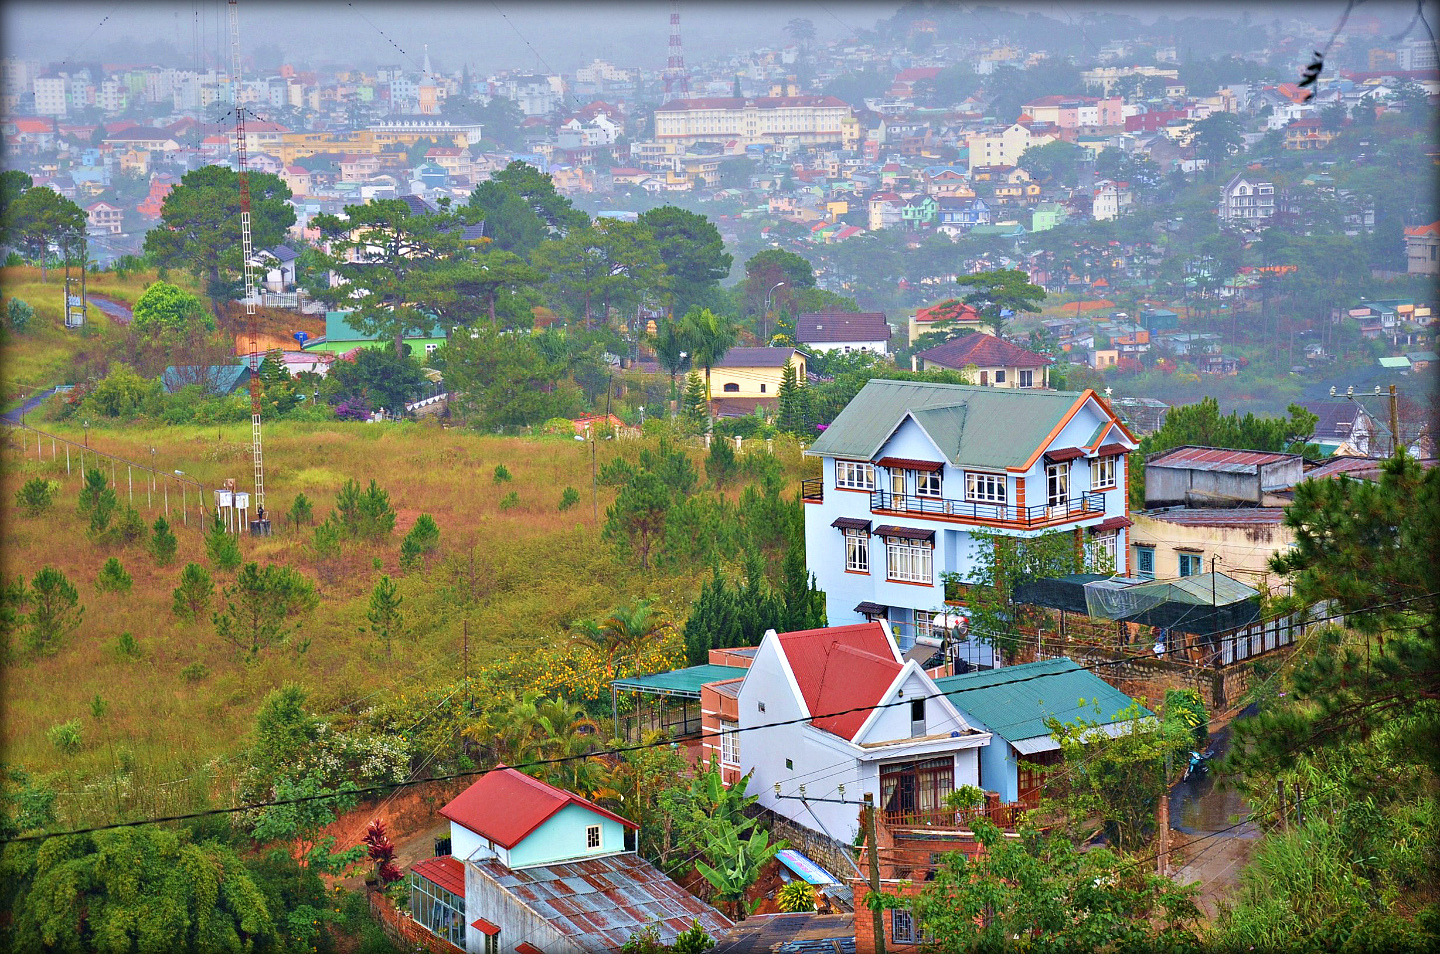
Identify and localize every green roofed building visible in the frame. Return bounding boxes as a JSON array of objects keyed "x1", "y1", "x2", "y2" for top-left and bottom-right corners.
[
  {"x1": 938, "y1": 657, "x2": 1149, "y2": 804},
  {"x1": 302, "y1": 311, "x2": 448, "y2": 358}
]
